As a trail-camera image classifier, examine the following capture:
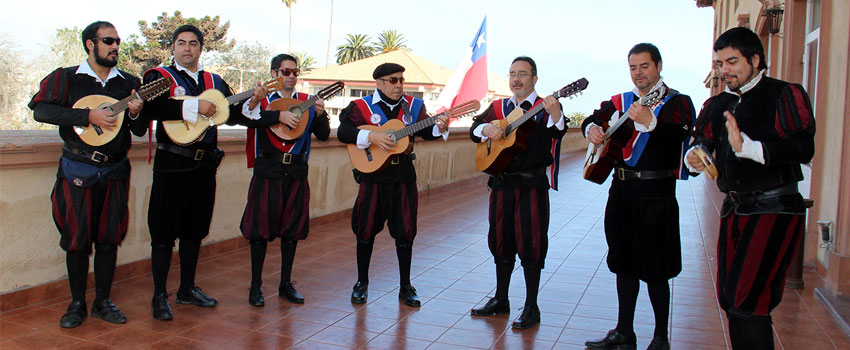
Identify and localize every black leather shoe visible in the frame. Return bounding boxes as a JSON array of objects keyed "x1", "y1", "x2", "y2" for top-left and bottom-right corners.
[
  {"x1": 249, "y1": 286, "x2": 264, "y2": 307},
  {"x1": 398, "y1": 285, "x2": 421, "y2": 307},
  {"x1": 646, "y1": 336, "x2": 670, "y2": 350},
  {"x1": 151, "y1": 293, "x2": 173, "y2": 320},
  {"x1": 585, "y1": 329, "x2": 637, "y2": 350},
  {"x1": 90, "y1": 299, "x2": 127, "y2": 324},
  {"x1": 279, "y1": 282, "x2": 304, "y2": 304},
  {"x1": 176, "y1": 286, "x2": 218, "y2": 308},
  {"x1": 511, "y1": 305, "x2": 540, "y2": 329},
  {"x1": 350, "y1": 281, "x2": 368, "y2": 304},
  {"x1": 470, "y1": 297, "x2": 510, "y2": 316},
  {"x1": 59, "y1": 301, "x2": 87, "y2": 328}
]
